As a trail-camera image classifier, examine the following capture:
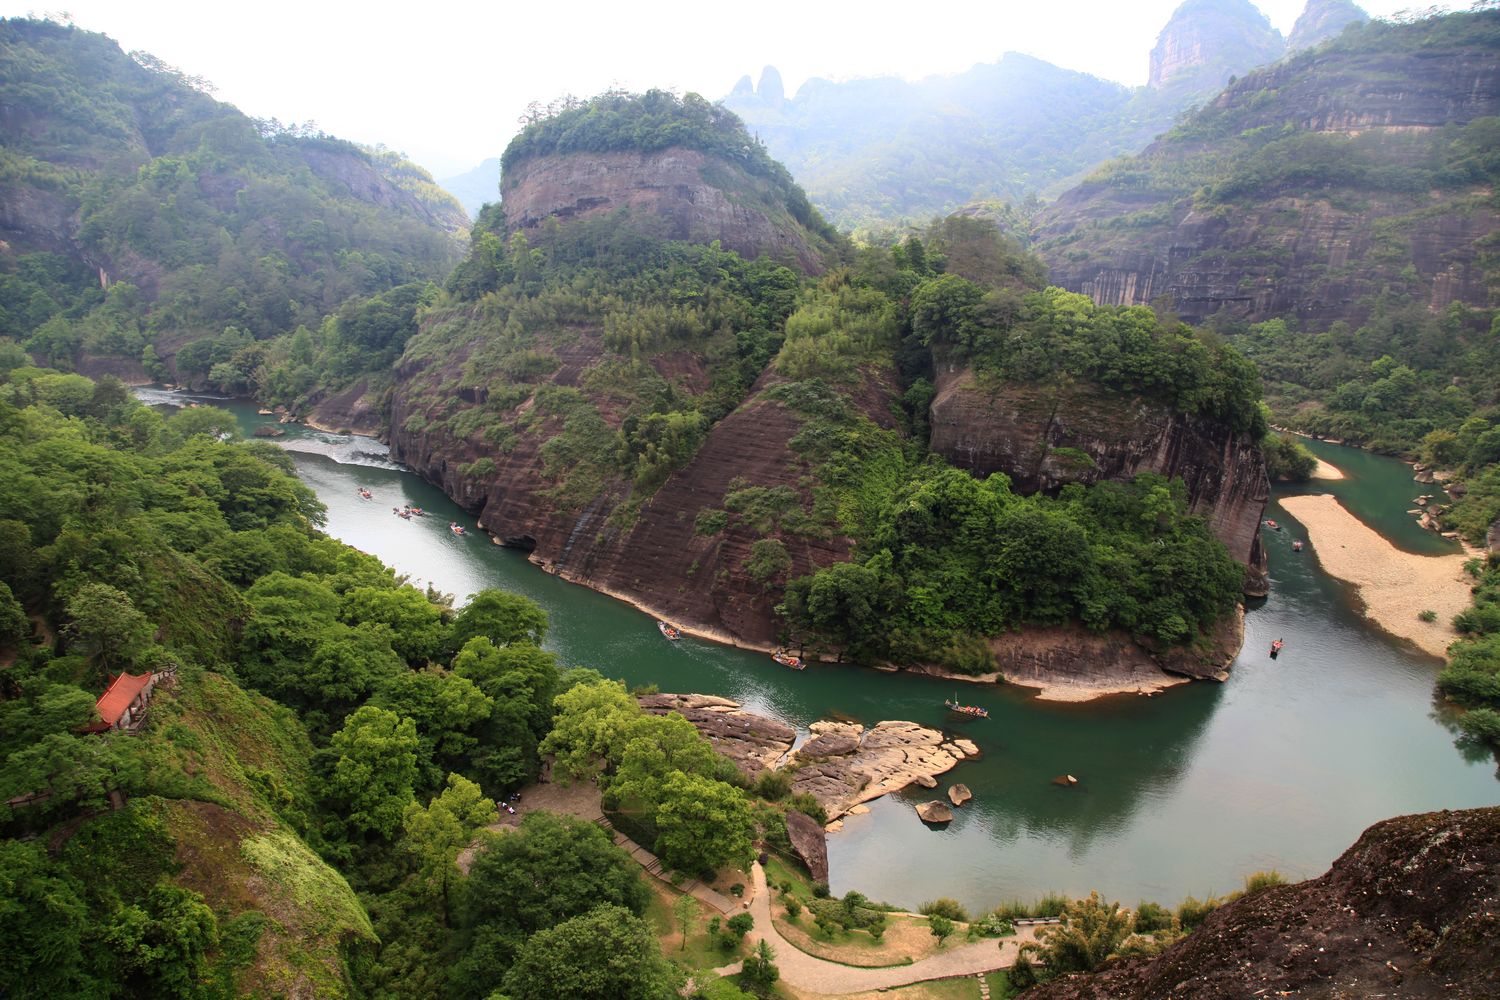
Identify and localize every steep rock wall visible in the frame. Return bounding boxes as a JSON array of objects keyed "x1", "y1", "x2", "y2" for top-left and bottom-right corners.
[
  {"x1": 501, "y1": 148, "x2": 826, "y2": 274},
  {"x1": 928, "y1": 366, "x2": 1270, "y2": 594}
]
